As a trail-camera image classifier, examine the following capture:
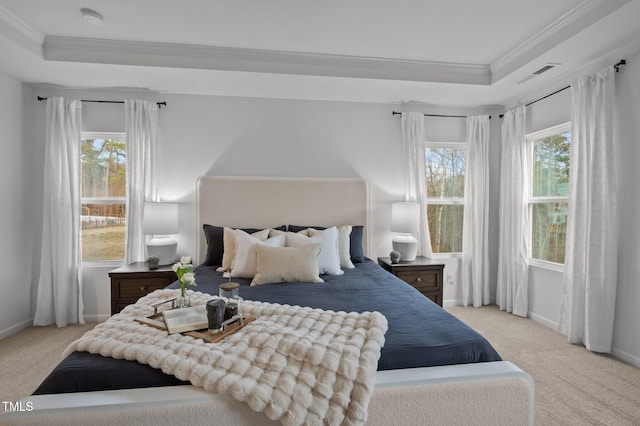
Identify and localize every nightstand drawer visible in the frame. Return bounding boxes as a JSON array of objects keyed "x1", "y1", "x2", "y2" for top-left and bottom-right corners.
[
  {"x1": 378, "y1": 256, "x2": 444, "y2": 307},
  {"x1": 117, "y1": 278, "x2": 172, "y2": 299},
  {"x1": 109, "y1": 263, "x2": 178, "y2": 315},
  {"x1": 396, "y1": 270, "x2": 438, "y2": 290}
]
